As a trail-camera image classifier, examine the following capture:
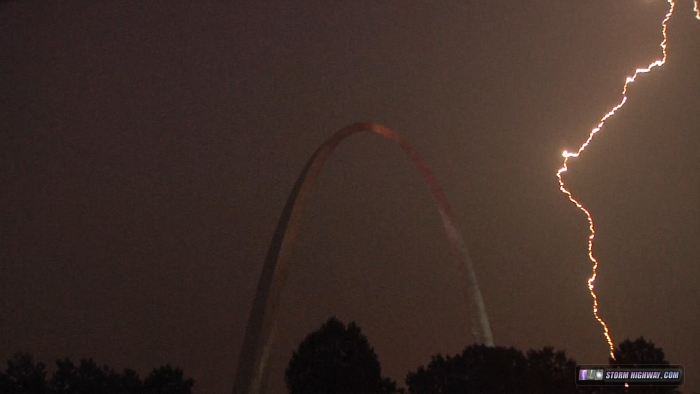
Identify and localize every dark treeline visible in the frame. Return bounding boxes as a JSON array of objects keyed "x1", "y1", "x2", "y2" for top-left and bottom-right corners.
[
  {"x1": 286, "y1": 317, "x2": 680, "y2": 394},
  {"x1": 0, "y1": 353, "x2": 193, "y2": 394},
  {"x1": 2, "y1": 318, "x2": 680, "y2": 393}
]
